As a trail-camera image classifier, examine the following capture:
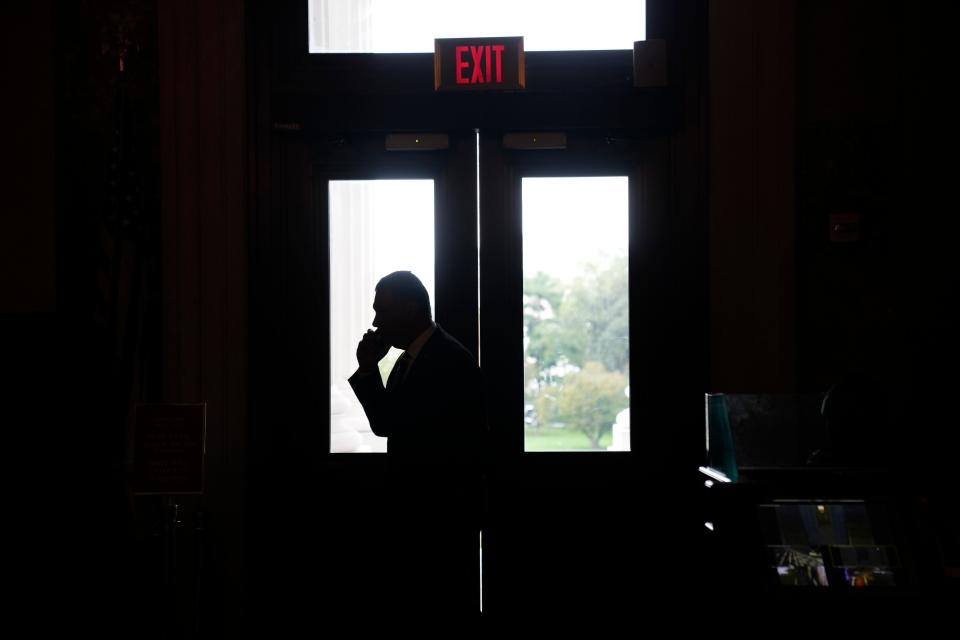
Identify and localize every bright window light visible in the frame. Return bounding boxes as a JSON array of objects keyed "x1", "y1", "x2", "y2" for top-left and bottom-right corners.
[
  {"x1": 309, "y1": 0, "x2": 645, "y2": 53},
  {"x1": 522, "y1": 177, "x2": 630, "y2": 452},
  {"x1": 329, "y1": 180, "x2": 435, "y2": 453}
]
